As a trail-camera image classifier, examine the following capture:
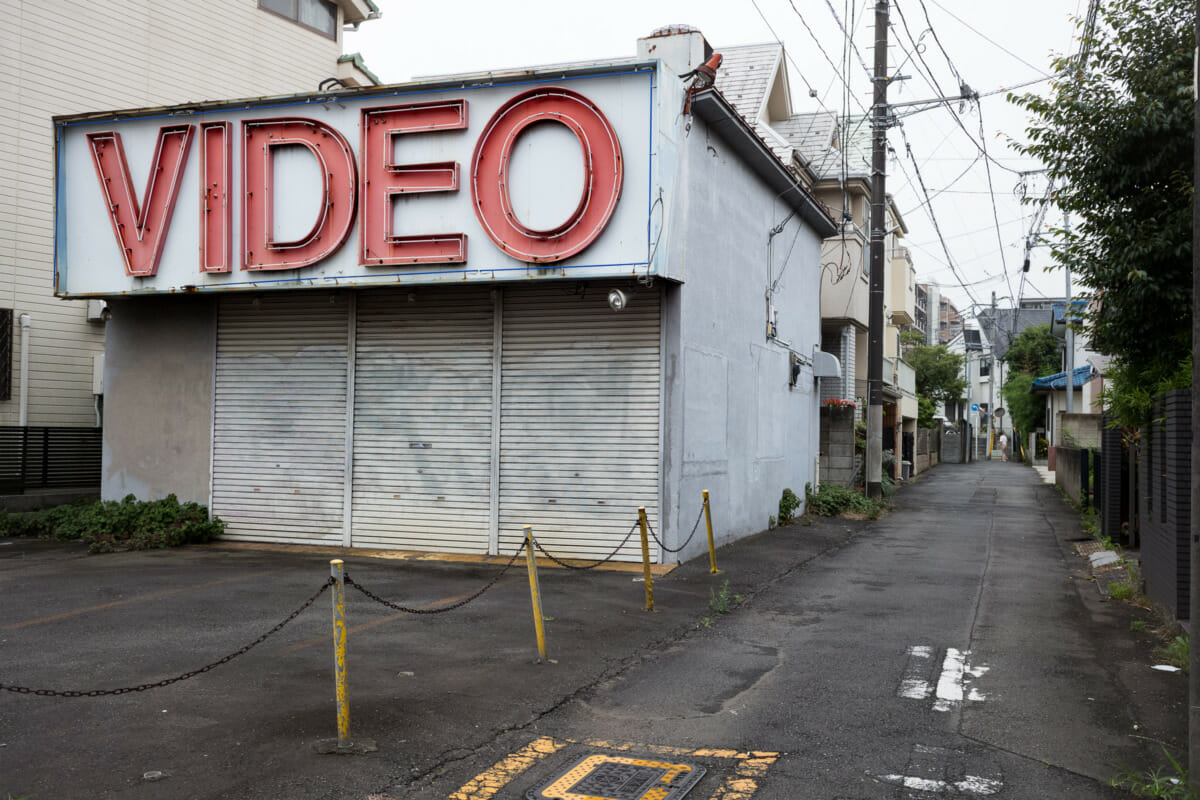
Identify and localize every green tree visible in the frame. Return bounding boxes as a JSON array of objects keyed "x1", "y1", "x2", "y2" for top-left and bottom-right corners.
[
  {"x1": 1001, "y1": 372, "x2": 1044, "y2": 436},
  {"x1": 917, "y1": 396, "x2": 937, "y2": 429},
  {"x1": 907, "y1": 345, "x2": 966, "y2": 405},
  {"x1": 1009, "y1": 0, "x2": 1193, "y2": 427},
  {"x1": 1002, "y1": 324, "x2": 1061, "y2": 377}
]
